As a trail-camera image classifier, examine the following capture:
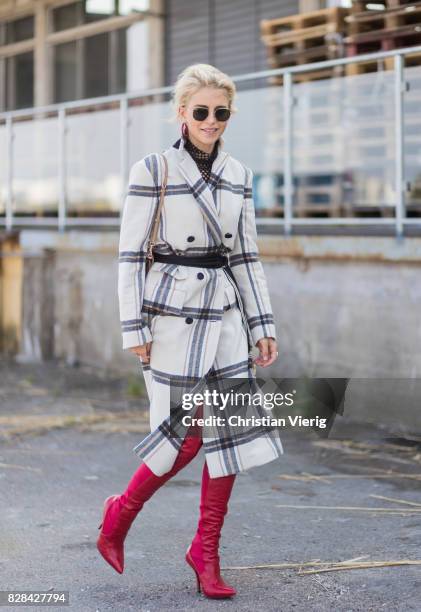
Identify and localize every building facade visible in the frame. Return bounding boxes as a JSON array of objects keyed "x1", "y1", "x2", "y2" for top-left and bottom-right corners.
[
  {"x1": 0, "y1": 0, "x2": 165, "y2": 111},
  {"x1": 164, "y1": 0, "x2": 300, "y2": 86},
  {"x1": 0, "y1": 0, "x2": 306, "y2": 112}
]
